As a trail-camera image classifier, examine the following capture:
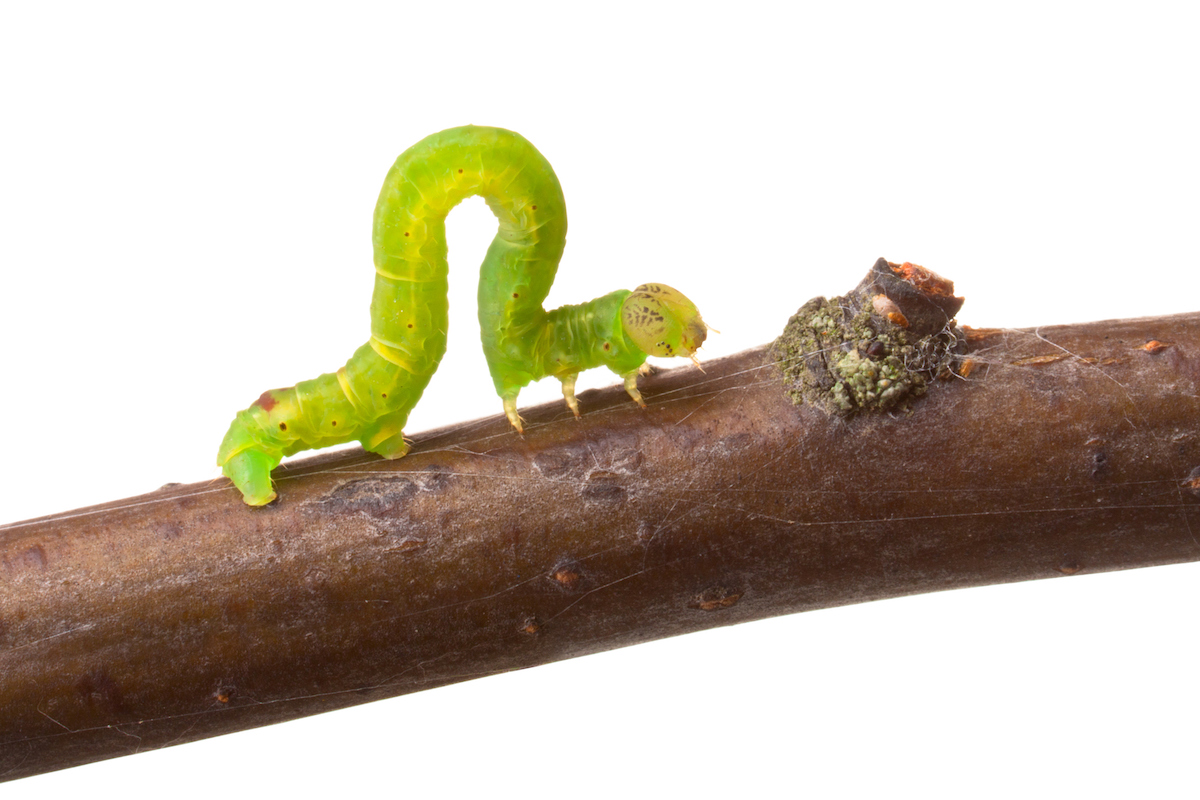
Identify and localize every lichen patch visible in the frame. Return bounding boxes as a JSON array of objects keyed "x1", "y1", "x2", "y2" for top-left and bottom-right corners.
[{"x1": 770, "y1": 293, "x2": 965, "y2": 417}]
